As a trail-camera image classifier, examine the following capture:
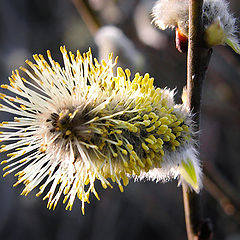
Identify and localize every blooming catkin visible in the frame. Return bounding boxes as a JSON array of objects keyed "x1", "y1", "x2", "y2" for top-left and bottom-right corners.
[
  {"x1": 0, "y1": 47, "x2": 201, "y2": 213},
  {"x1": 152, "y1": 0, "x2": 240, "y2": 54}
]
